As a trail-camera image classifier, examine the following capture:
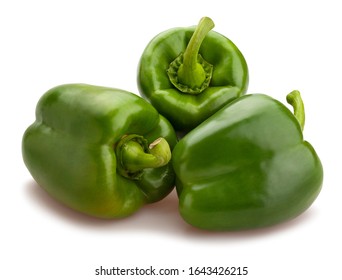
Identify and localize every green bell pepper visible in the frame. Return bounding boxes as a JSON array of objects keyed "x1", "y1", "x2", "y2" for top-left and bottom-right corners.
[
  {"x1": 138, "y1": 17, "x2": 249, "y2": 132},
  {"x1": 172, "y1": 90, "x2": 323, "y2": 230},
  {"x1": 22, "y1": 84, "x2": 177, "y2": 218}
]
